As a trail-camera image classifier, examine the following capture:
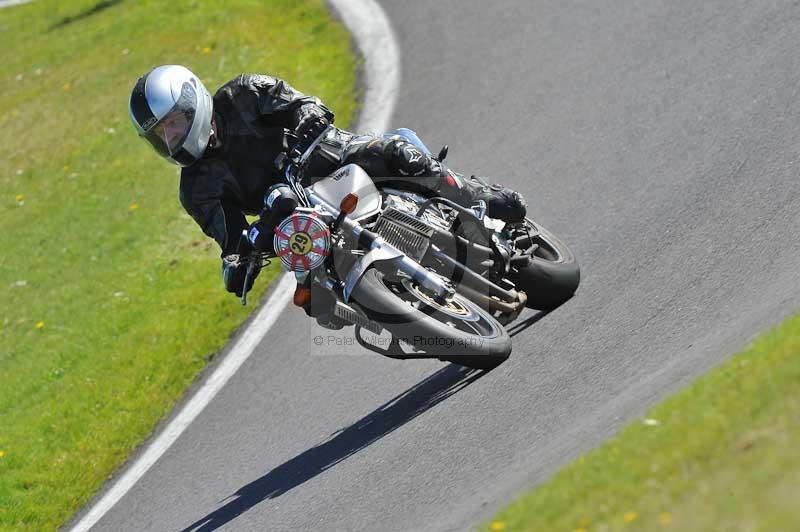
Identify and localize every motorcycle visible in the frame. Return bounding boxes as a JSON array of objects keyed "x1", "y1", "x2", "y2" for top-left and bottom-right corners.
[{"x1": 236, "y1": 126, "x2": 580, "y2": 369}]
